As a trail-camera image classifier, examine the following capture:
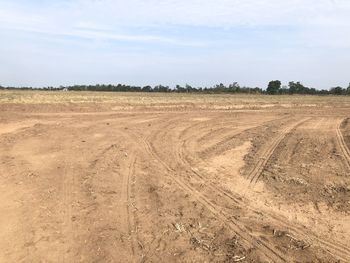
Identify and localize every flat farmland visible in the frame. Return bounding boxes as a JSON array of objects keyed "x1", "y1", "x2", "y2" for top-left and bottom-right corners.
[{"x1": 0, "y1": 91, "x2": 350, "y2": 262}]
